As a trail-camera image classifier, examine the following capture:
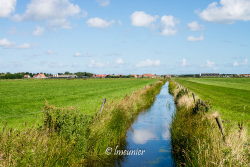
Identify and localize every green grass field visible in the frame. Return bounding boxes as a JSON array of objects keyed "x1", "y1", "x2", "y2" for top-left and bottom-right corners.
[
  {"x1": 0, "y1": 78, "x2": 156, "y2": 127},
  {"x1": 174, "y1": 78, "x2": 250, "y2": 131}
]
